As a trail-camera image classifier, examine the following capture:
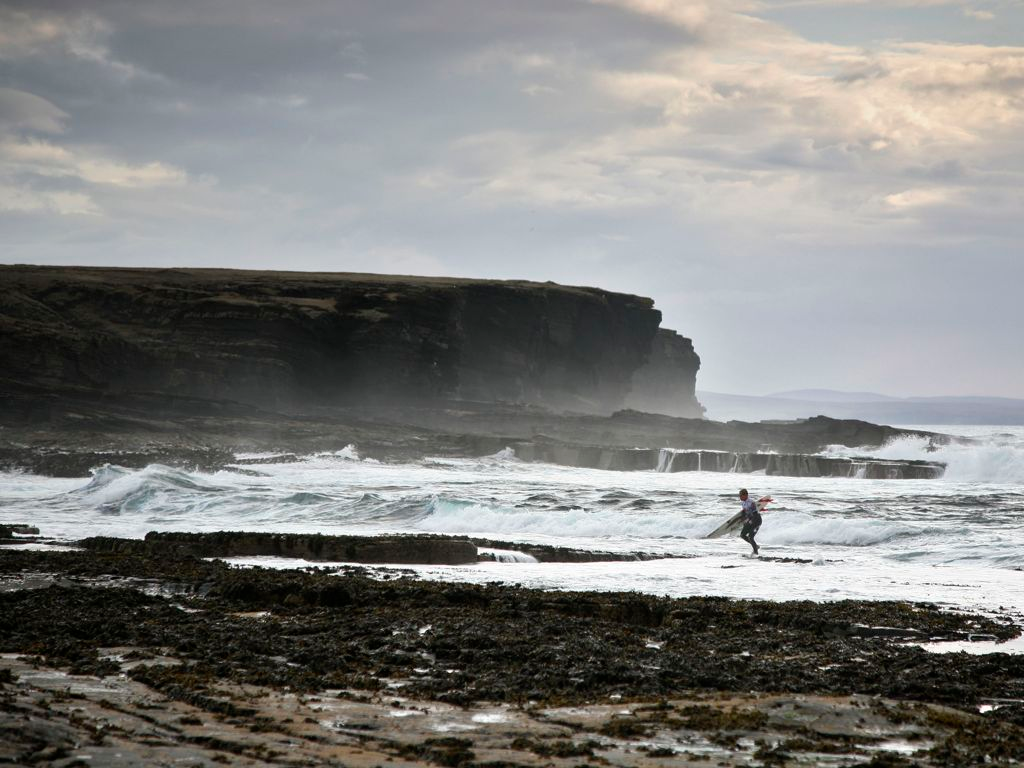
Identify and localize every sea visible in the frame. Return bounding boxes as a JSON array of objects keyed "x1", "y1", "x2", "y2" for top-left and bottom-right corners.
[{"x1": 2, "y1": 425, "x2": 1022, "y2": 634}]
